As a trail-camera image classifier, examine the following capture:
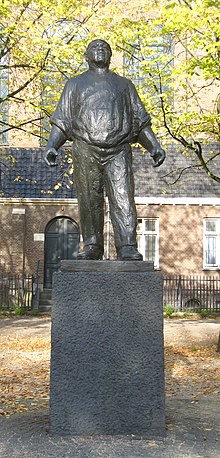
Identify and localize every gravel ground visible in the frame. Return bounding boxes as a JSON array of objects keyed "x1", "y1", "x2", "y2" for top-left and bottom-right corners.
[
  {"x1": 1, "y1": 315, "x2": 219, "y2": 345},
  {"x1": 0, "y1": 316, "x2": 219, "y2": 457},
  {"x1": 163, "y1": 317, "x2": 220, "y2": 346}
]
